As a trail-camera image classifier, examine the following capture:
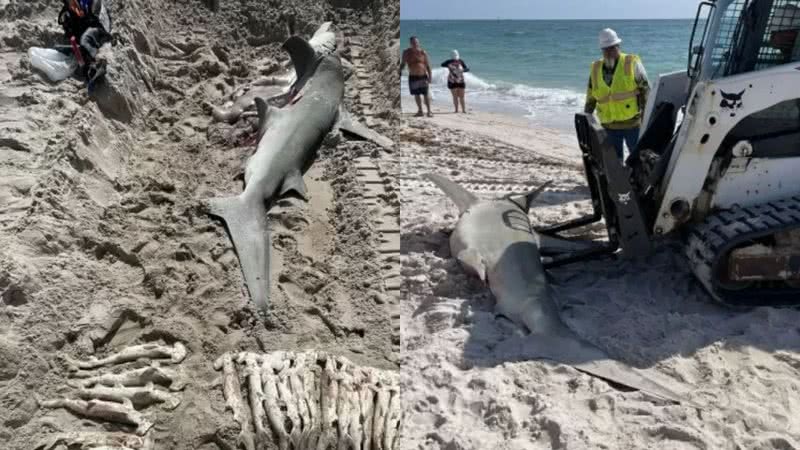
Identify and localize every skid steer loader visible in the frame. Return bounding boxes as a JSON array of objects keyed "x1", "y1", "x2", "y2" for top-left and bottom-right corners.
[{"x1": 541, "y1": 0, "x2": 800, "y2": 307}]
